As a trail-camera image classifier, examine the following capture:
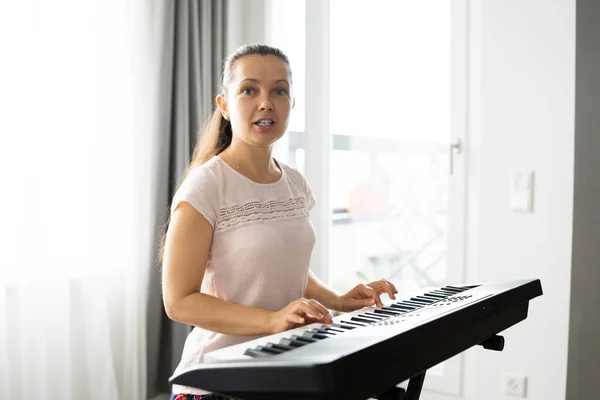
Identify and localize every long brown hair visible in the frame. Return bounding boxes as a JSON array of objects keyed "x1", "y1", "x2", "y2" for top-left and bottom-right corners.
[{"x1": 158, "y1": 44, "x2": 292, "y2": 263}]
